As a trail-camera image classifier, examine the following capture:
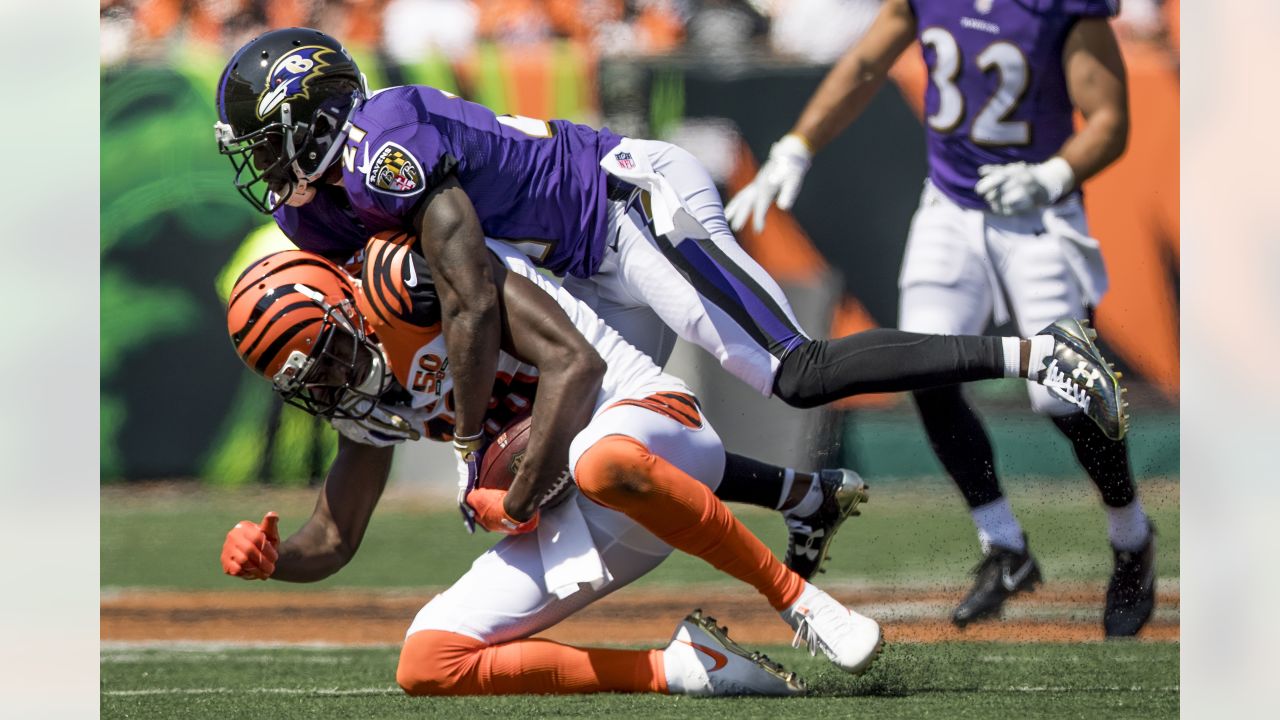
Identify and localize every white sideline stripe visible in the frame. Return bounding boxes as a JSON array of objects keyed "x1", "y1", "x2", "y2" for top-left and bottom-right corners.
[
  {"x1": 101, "y1": 685, "x2": 1179, "y2": 697},
  {"x1": 979, "y1": 654, "x2": 1151, "y2": 663},
  {"x1": 105, "y1": 653, "x2": 344, "y2": 665},
  {"x1": 103, "y1": 687, "x2": 401, "y2": 697},
  {"x1": 981, "y1": 686, "x2": 1179, "y2": 693},
  {"x1": 102, "y1": 641, "x2": 400, "y2": 651}
]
